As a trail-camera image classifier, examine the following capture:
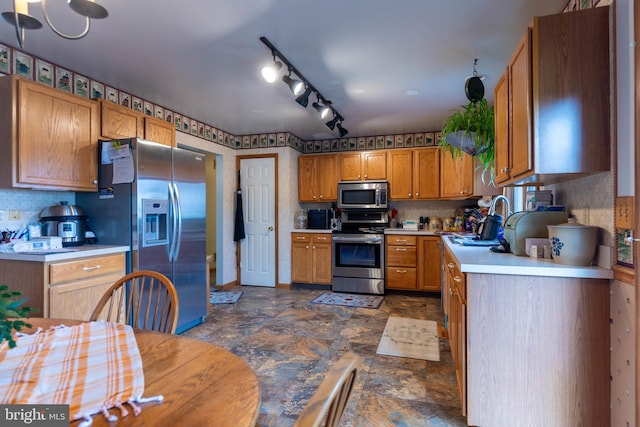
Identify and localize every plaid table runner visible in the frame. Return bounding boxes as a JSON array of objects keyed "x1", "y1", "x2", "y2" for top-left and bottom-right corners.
[{"x1": 0, "y1": 321, "x2": 158, "y2": 425}]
